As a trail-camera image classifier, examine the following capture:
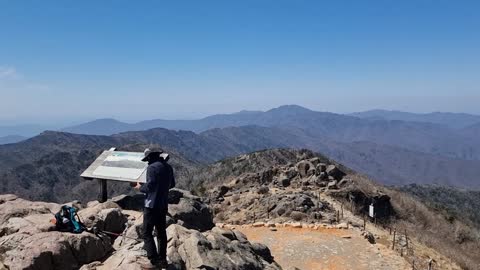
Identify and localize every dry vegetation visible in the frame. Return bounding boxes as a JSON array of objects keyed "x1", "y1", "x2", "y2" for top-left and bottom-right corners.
[{"x1": 351, "y1": 175, "x2": 480, "y2": 270}]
